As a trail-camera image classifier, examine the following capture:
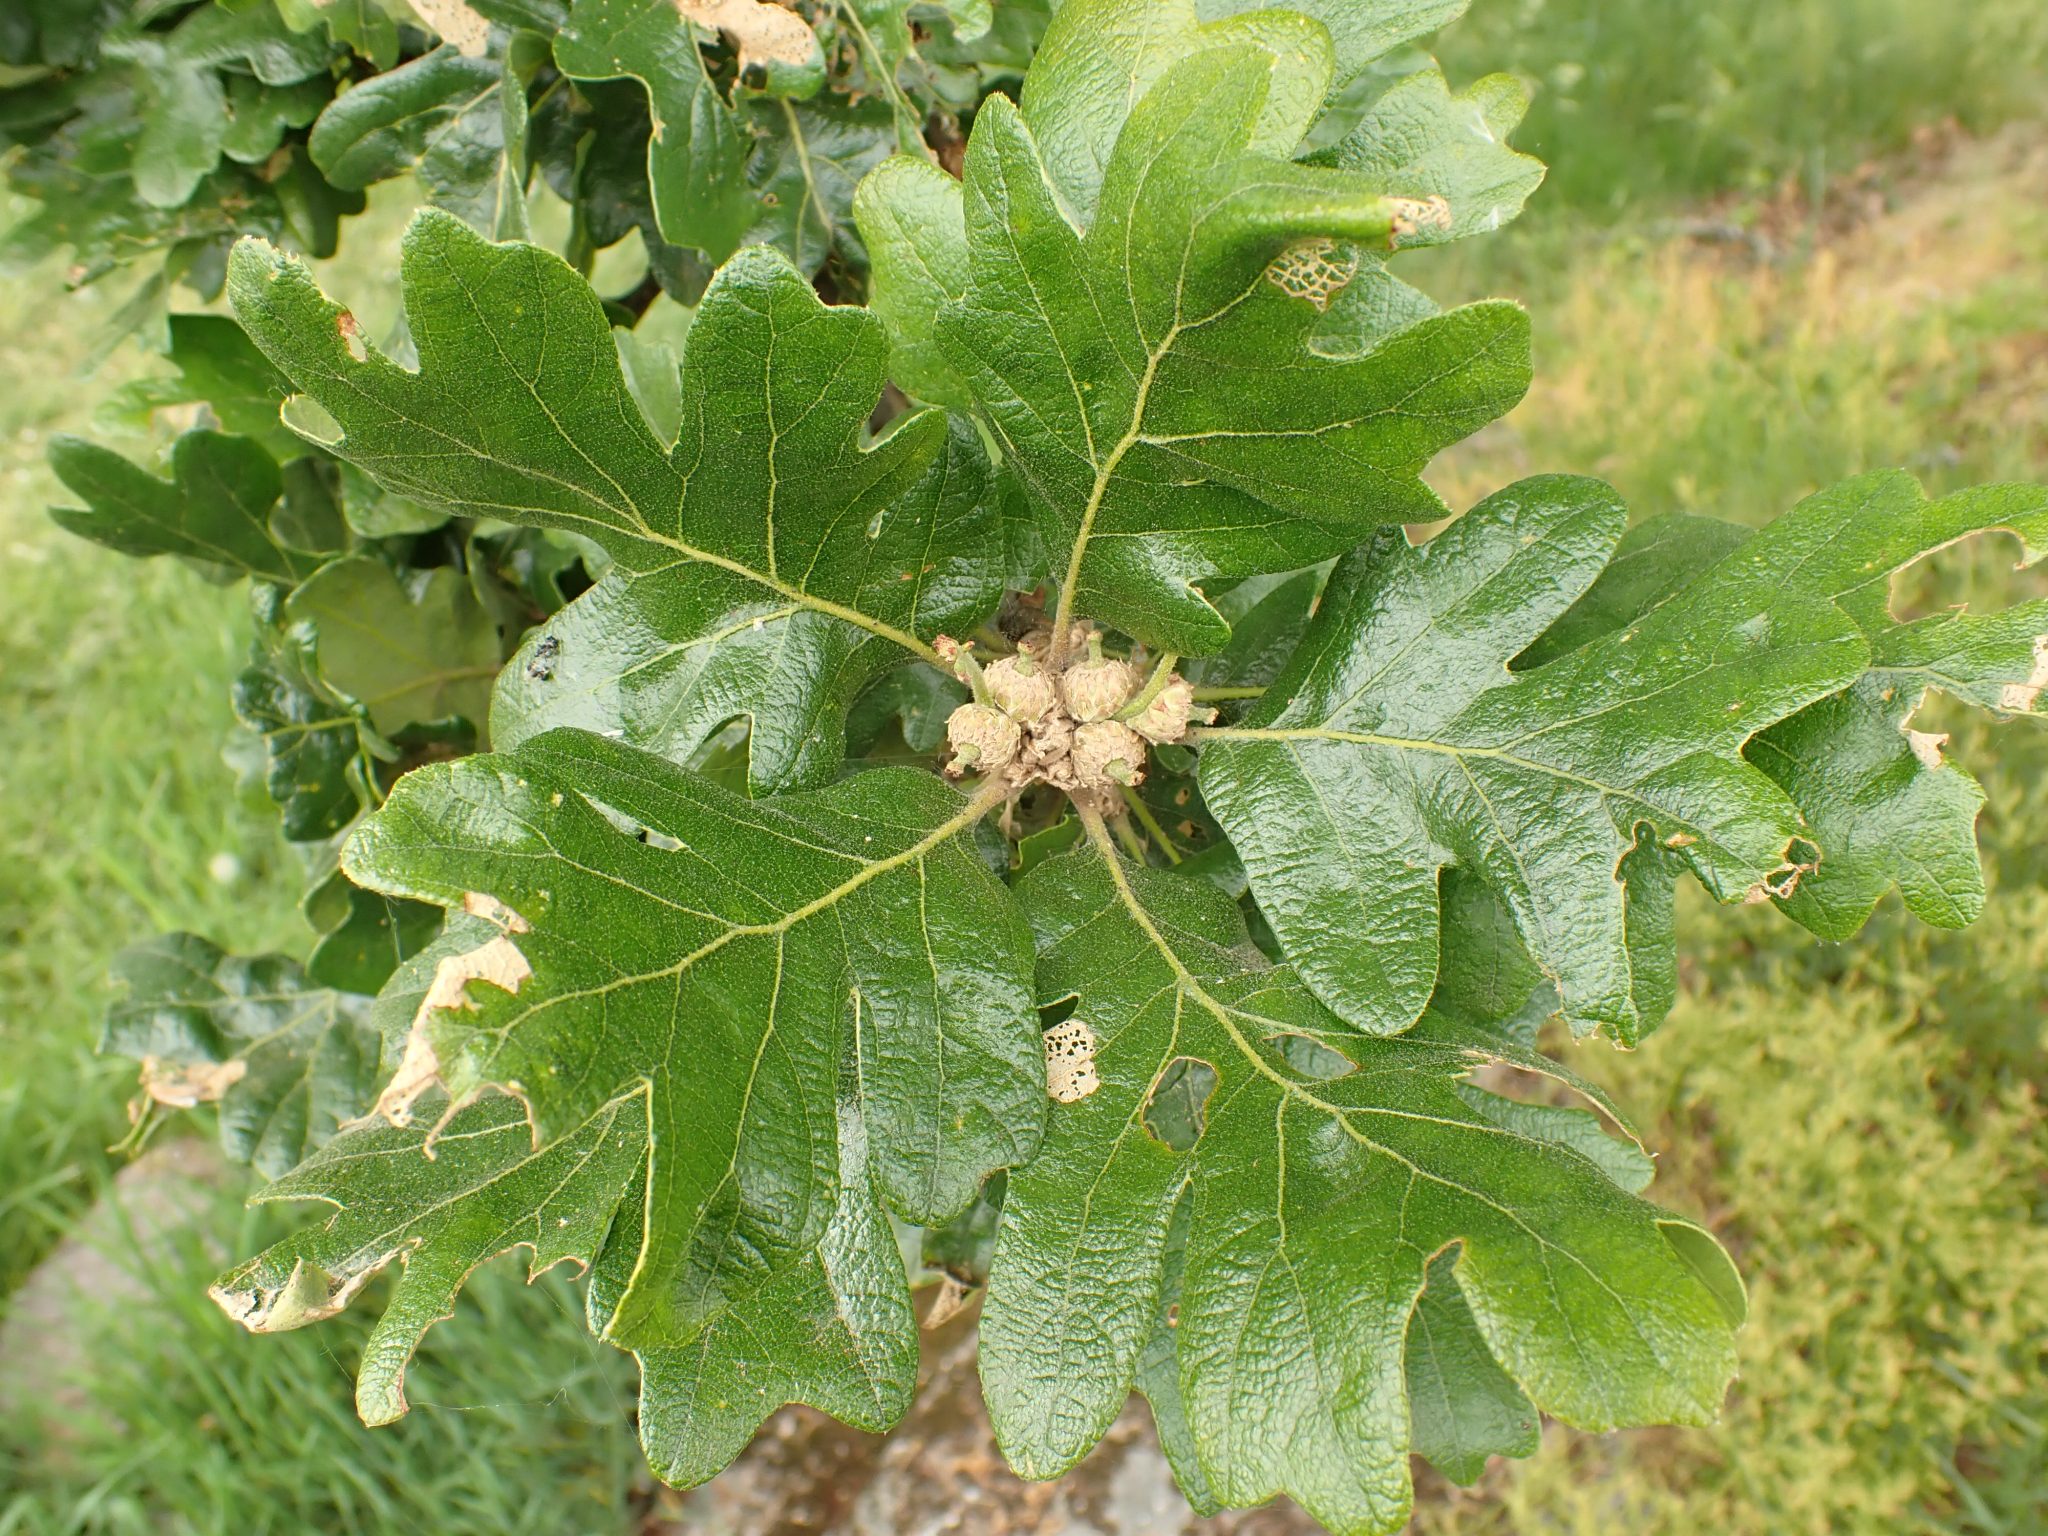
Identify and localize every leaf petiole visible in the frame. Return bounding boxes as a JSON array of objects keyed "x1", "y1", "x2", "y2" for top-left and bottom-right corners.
[
  {"x1": 1112, "y1": 652, "x2": 1181, "y2": 722},
  {"x1": 1118, "y1": 784, "x2": 1182, "y2": 864}
]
